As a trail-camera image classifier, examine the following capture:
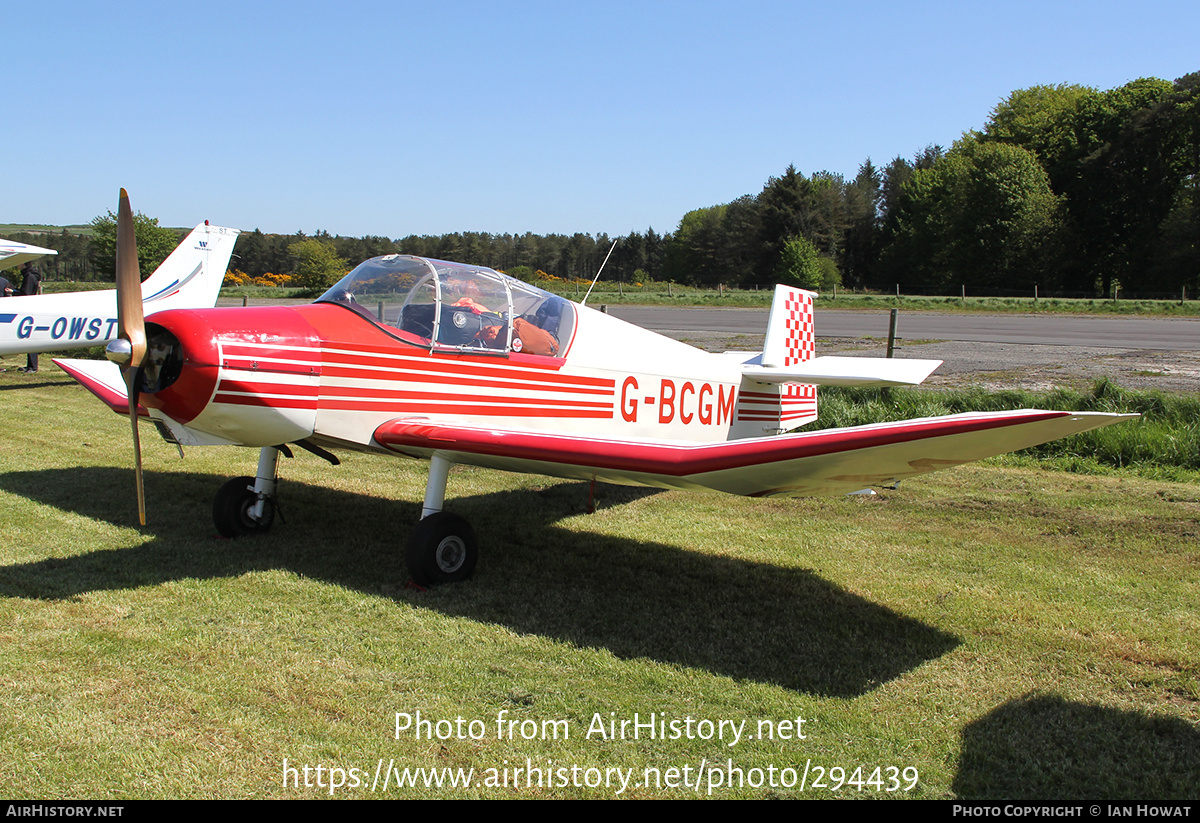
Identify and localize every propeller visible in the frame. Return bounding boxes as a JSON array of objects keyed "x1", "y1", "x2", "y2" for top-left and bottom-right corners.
[{"x1": 104, "y1": 189, "x2": 148, "y2": 525}]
